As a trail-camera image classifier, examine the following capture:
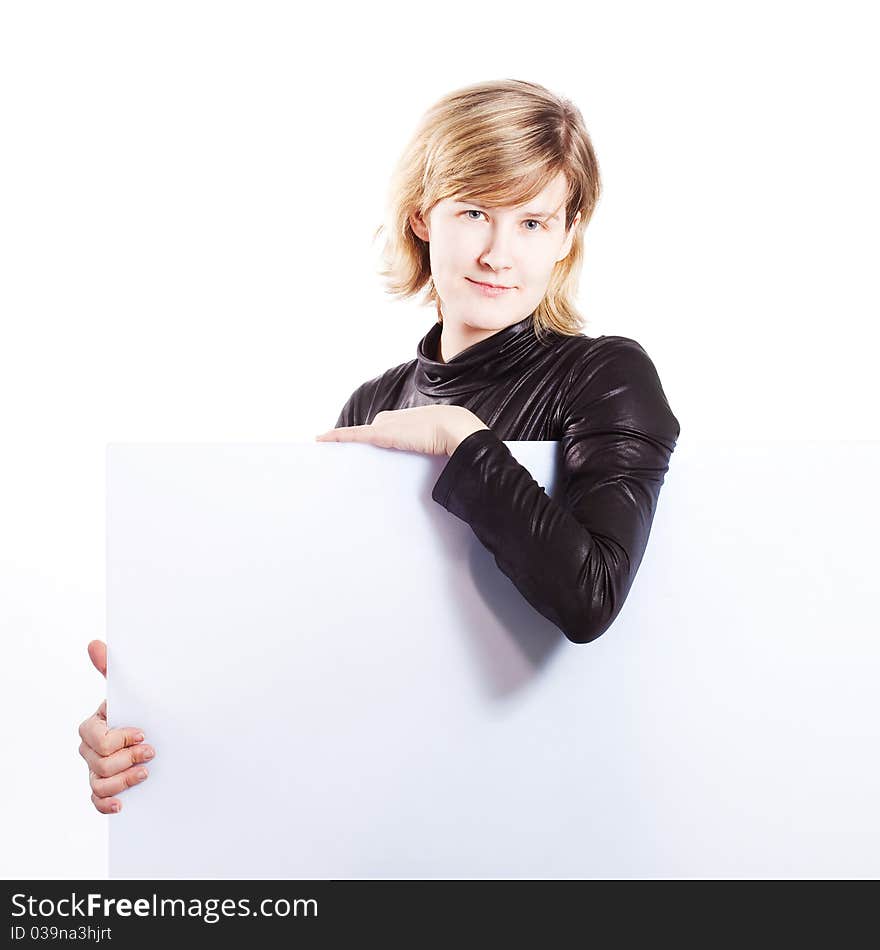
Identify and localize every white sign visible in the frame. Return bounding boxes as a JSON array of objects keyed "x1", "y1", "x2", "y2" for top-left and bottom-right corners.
[{"x1": 107, "y1": 440, "x2": 880, "y2": 878}]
